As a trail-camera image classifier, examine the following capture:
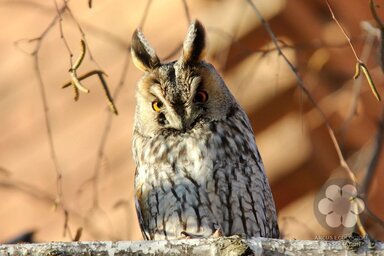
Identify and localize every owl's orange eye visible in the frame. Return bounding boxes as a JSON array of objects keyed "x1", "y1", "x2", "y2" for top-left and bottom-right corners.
[
  {"x1": 194, "y1": 90, "x2": 208, "y2": 104},
  {"x1": 152, "y1": 100, "x2": 163, "y2": 112}
]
